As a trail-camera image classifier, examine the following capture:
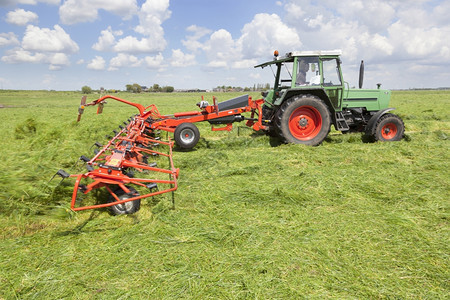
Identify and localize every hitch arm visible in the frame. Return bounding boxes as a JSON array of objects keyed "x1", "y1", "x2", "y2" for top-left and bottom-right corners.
[{"x1": 78, "y1": 95, "x2": 147, "y2": 122}]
